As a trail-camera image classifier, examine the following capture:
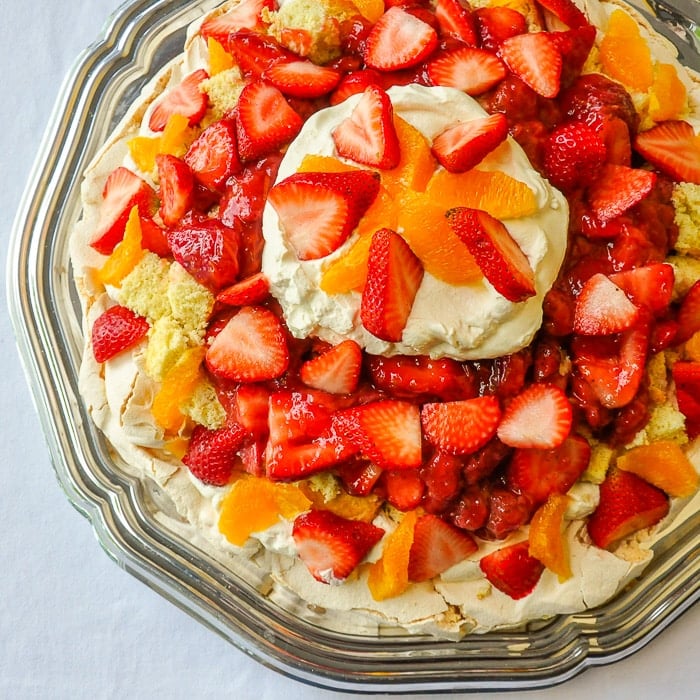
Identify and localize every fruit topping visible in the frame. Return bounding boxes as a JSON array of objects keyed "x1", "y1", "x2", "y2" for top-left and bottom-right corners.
[
  {"x1": 573, "y1": 273, "x2": 640, "y2": 335},
  {"x1": 586, "y1": 164, "x2": 656, "y2": 223},
  {"x1": 182, "y1": 421, "x2": 249, "y2": 486},
  {"x1": 263, "y1": 59, "x2": 342, "y2": 98},
  {"x1": 672, "y1": 362, "x2": 700, "y2": 438},
  {"x1": 474, "y1": 6, "x2": 527, "y2": 53},
  {"x1": 216, "y1": 272, "x2": 270, "y2": 307},
  {"x1": 199, "y1": 0, "x2": 273, "y2": 43},
  {"x1": 479, "y1": 540, "x2": 545, "y2": 600},
  {"x1": 543, "y1": 122, "x2": 606, "y2": 192},
  {"x1": 500, "y1": 32, "x2": 562, "y2": 99},
  {"x1": 426, "y1": 46, "x2": 507, "y2": 96},
  {"x1": 300, "y1": 339, "x2": 363, "y2": 395},
  {"x1": 634, "y1": 120, "x2": 700, "y2": 185},
  {"x1": 148, "y1": 69, "x2": 209, "y2": 133},
  {"x1": 184, "y1": 118, "x2": 242, "y2": 192},
  {"x1": 91, "y1": 304, "x2": 149, "y2": 364},
  {"x1": 529, "y1": 493, "x2": 572, "y2": 582}
]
